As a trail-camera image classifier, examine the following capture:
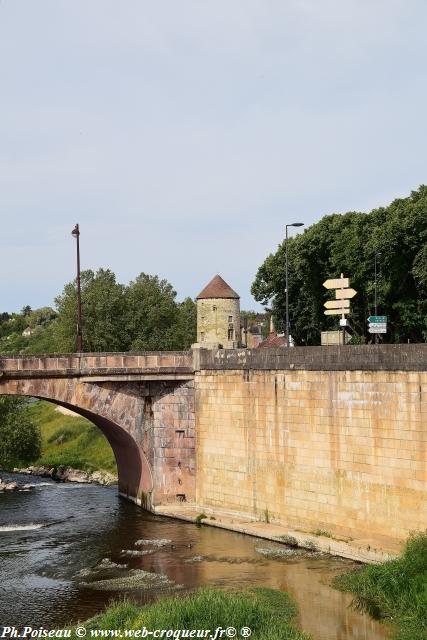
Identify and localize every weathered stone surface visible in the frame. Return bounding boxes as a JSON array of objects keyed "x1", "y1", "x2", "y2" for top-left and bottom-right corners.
[
  {"x1": 195, "y1": 368, "x2": 427, "y2": 543},
  {"x1": 0, "y1": 351, "x2": 194, "y2": 380},
  {"x1": 0, "y1": 373, "x2": 196, "y2": 508},
  {"x1": 198, "y1": 344, "x2": 427, "y2": 371},
  {"x1": 196, "y1": 298, "x2": 240, "y2": 349}
]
